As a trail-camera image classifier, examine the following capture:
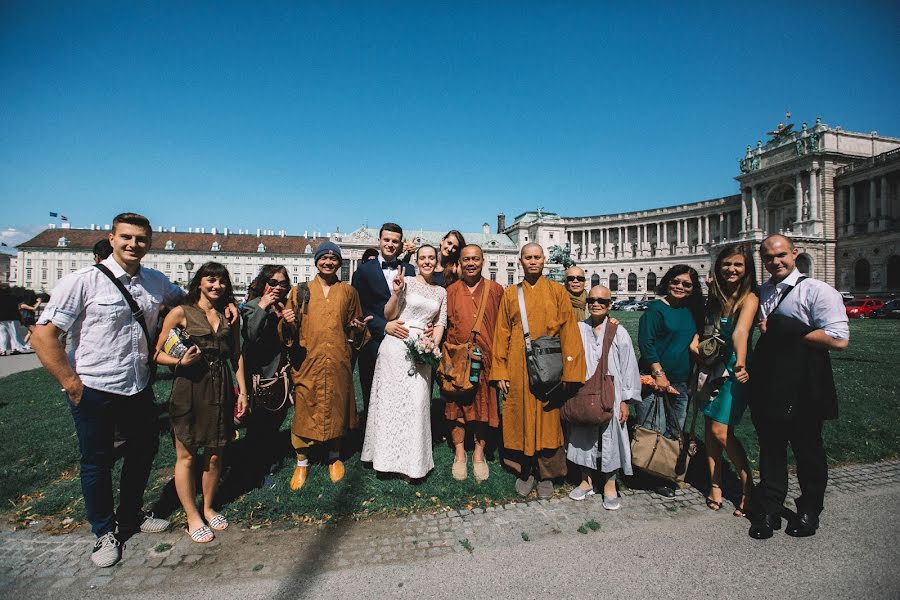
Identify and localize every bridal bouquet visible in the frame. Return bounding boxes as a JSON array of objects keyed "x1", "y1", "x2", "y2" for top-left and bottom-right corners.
[{"x1": 406, "y1": 335, "x2": 442, "y2": 376}]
